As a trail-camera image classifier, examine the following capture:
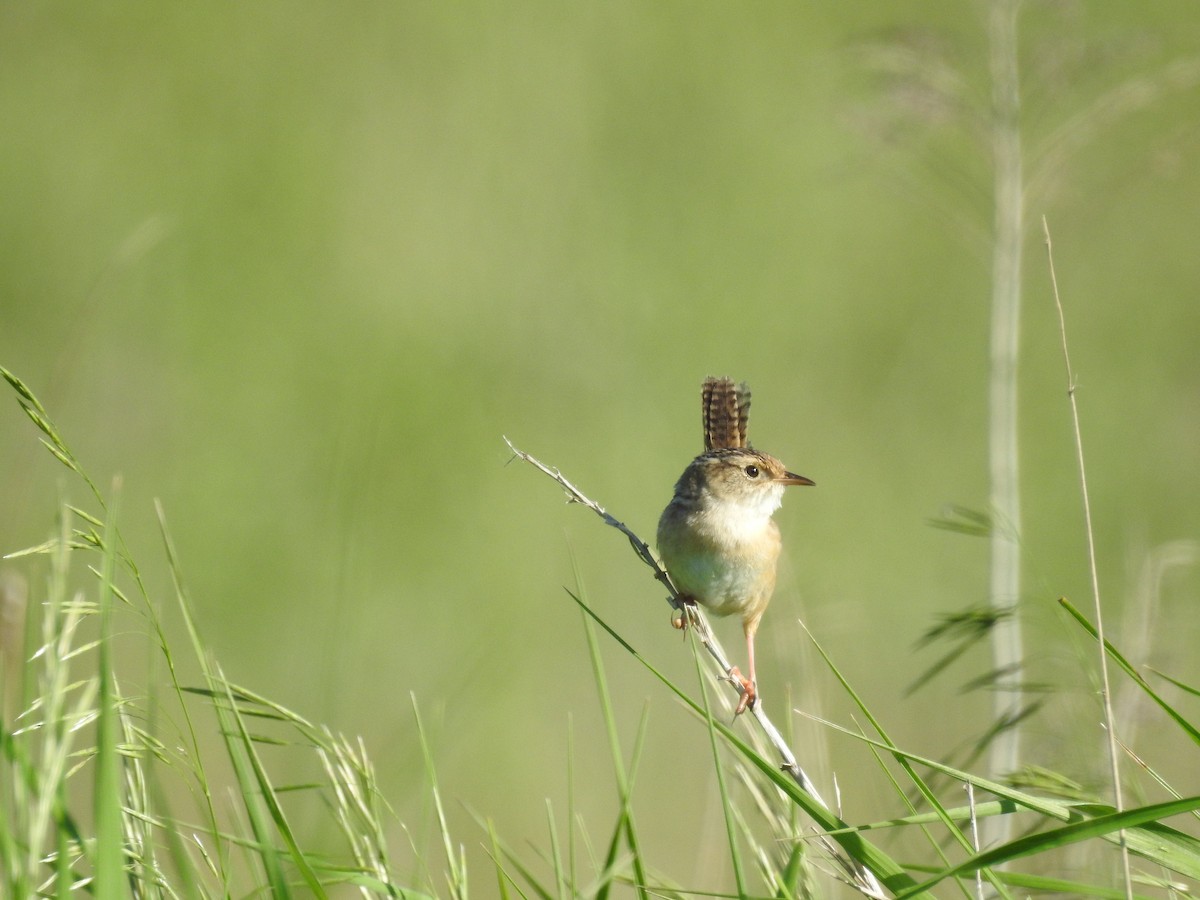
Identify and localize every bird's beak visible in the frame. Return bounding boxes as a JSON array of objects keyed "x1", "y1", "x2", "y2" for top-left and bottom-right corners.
[{"x1": 780, "y1": 471, "x2": 815, "y2": 487}]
